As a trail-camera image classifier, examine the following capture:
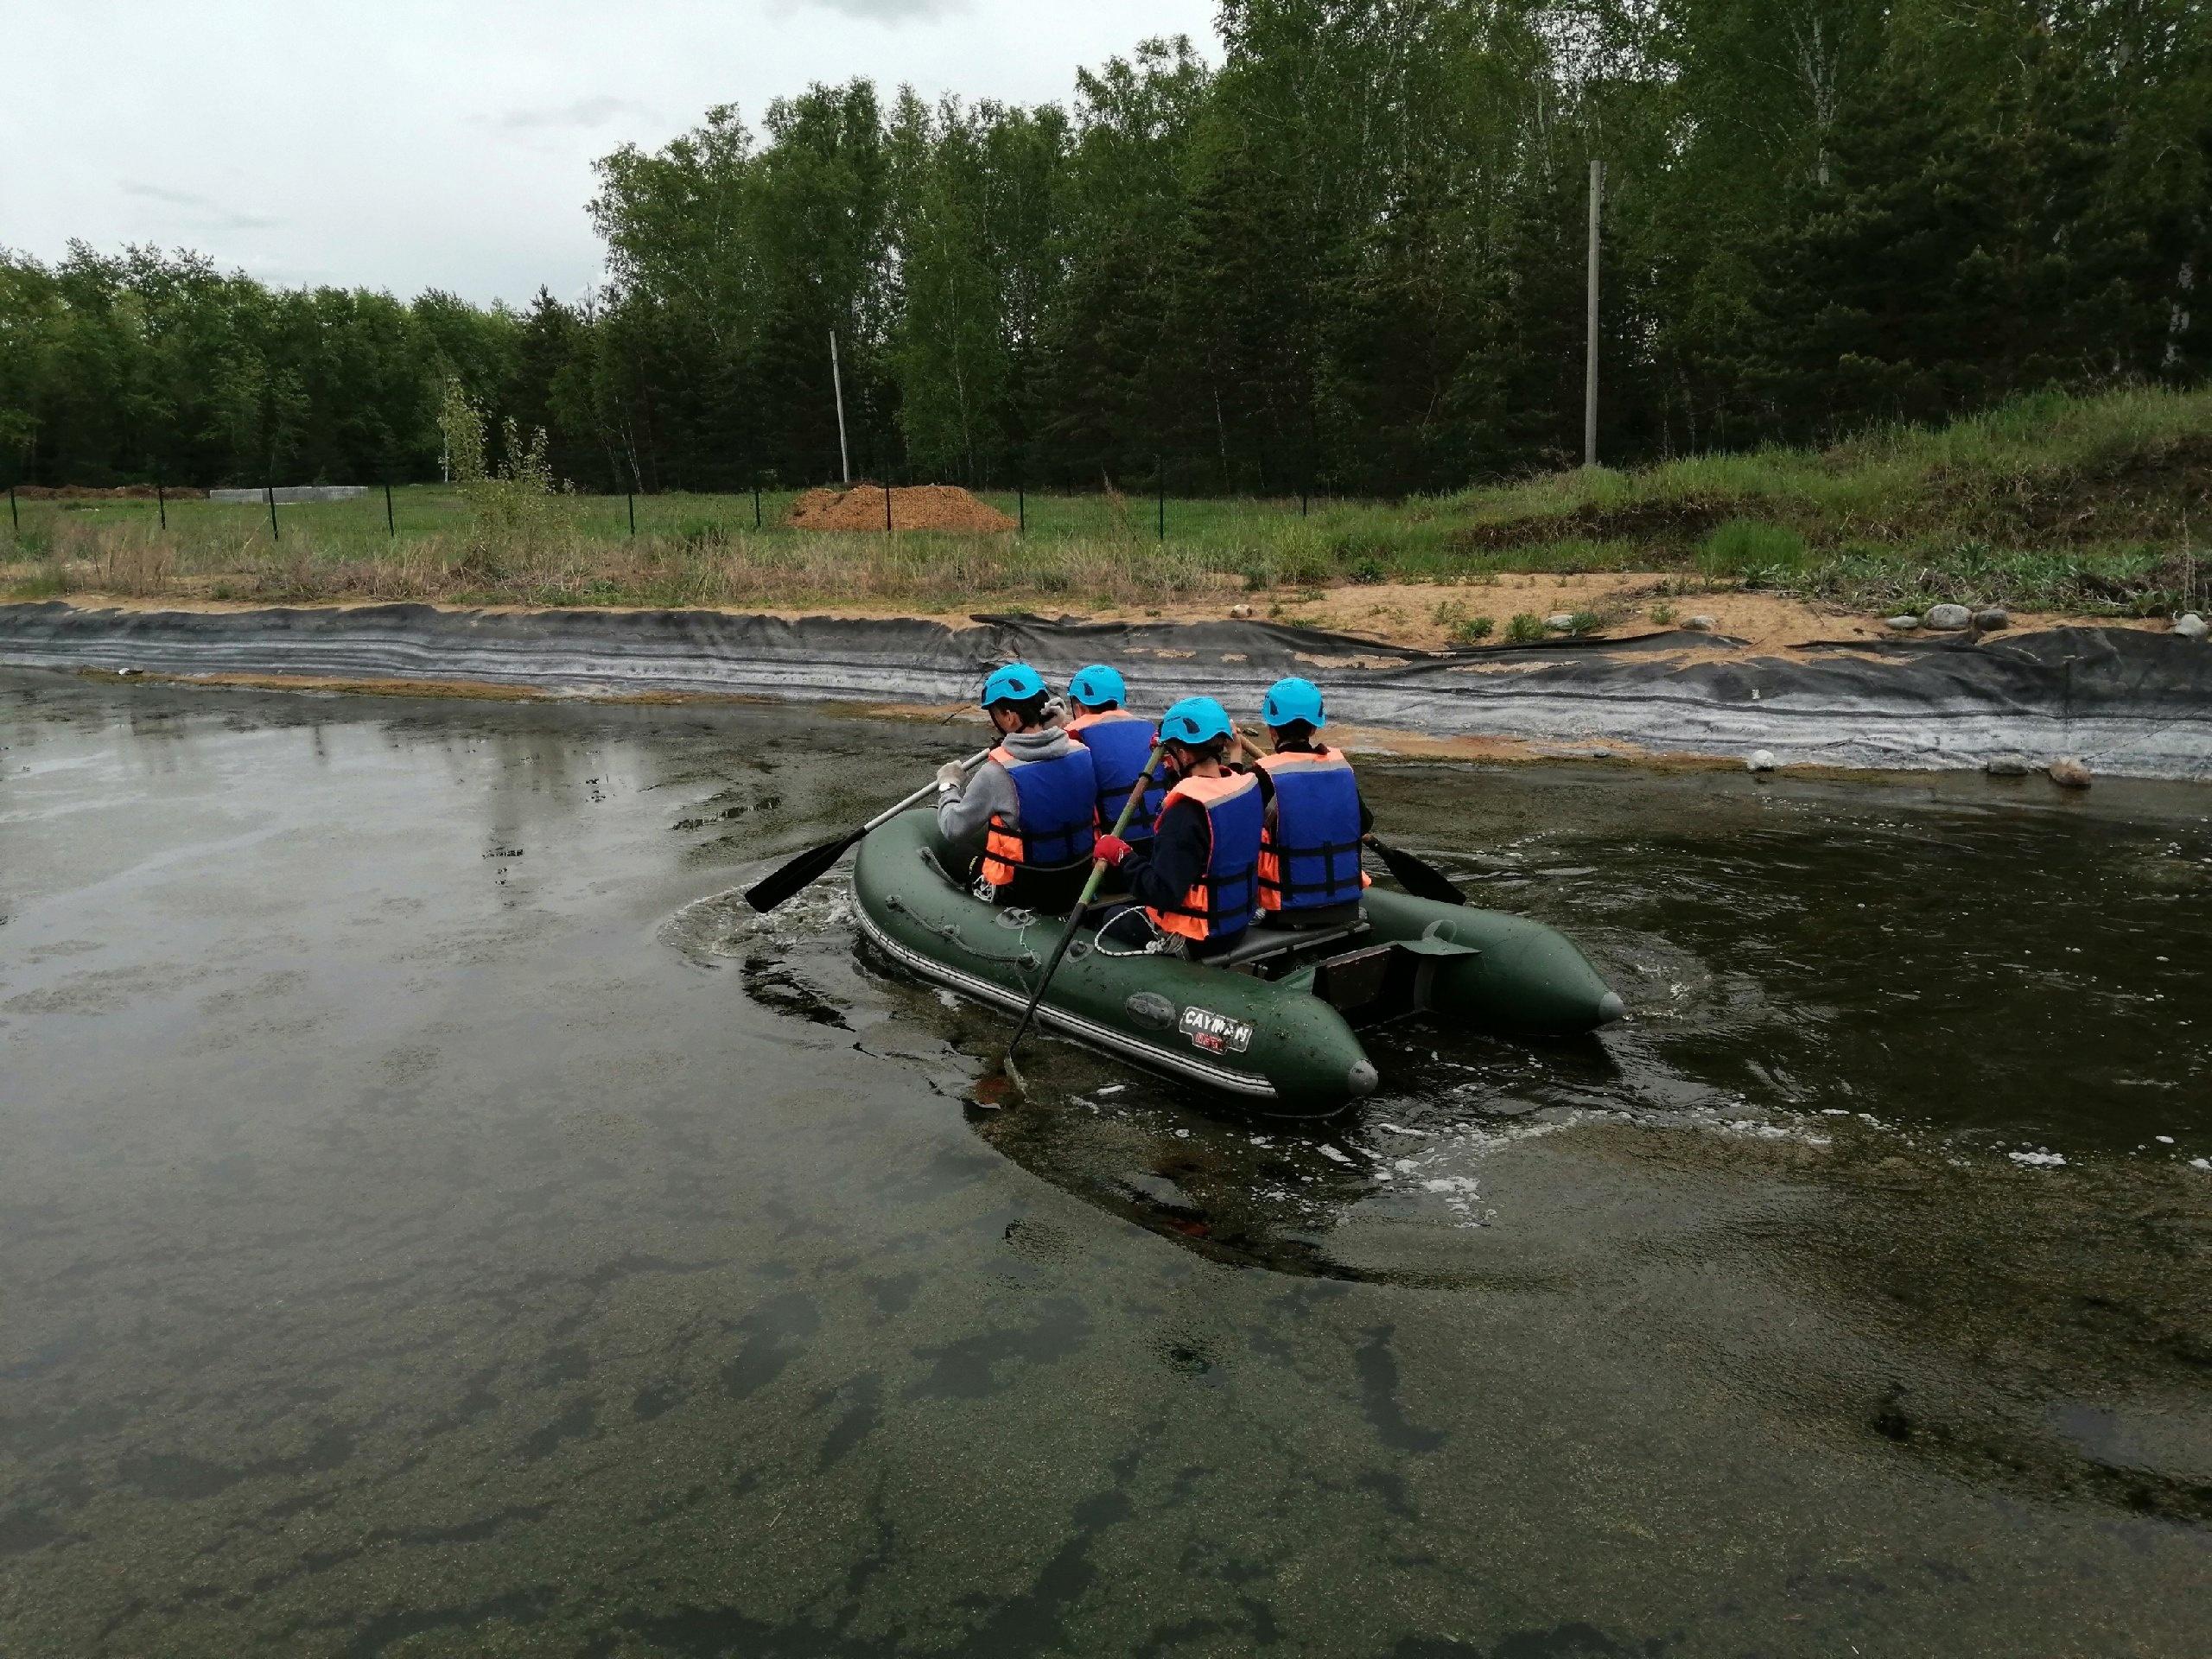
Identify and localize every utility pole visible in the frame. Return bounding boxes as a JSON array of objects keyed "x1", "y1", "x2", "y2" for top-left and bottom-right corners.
[
  {"x1": 829, "y1": 329, "x2": 851, "y2": 485},
  {"x1": 1584, "y1": 158, "x2": 1603, "y2": 469}
]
